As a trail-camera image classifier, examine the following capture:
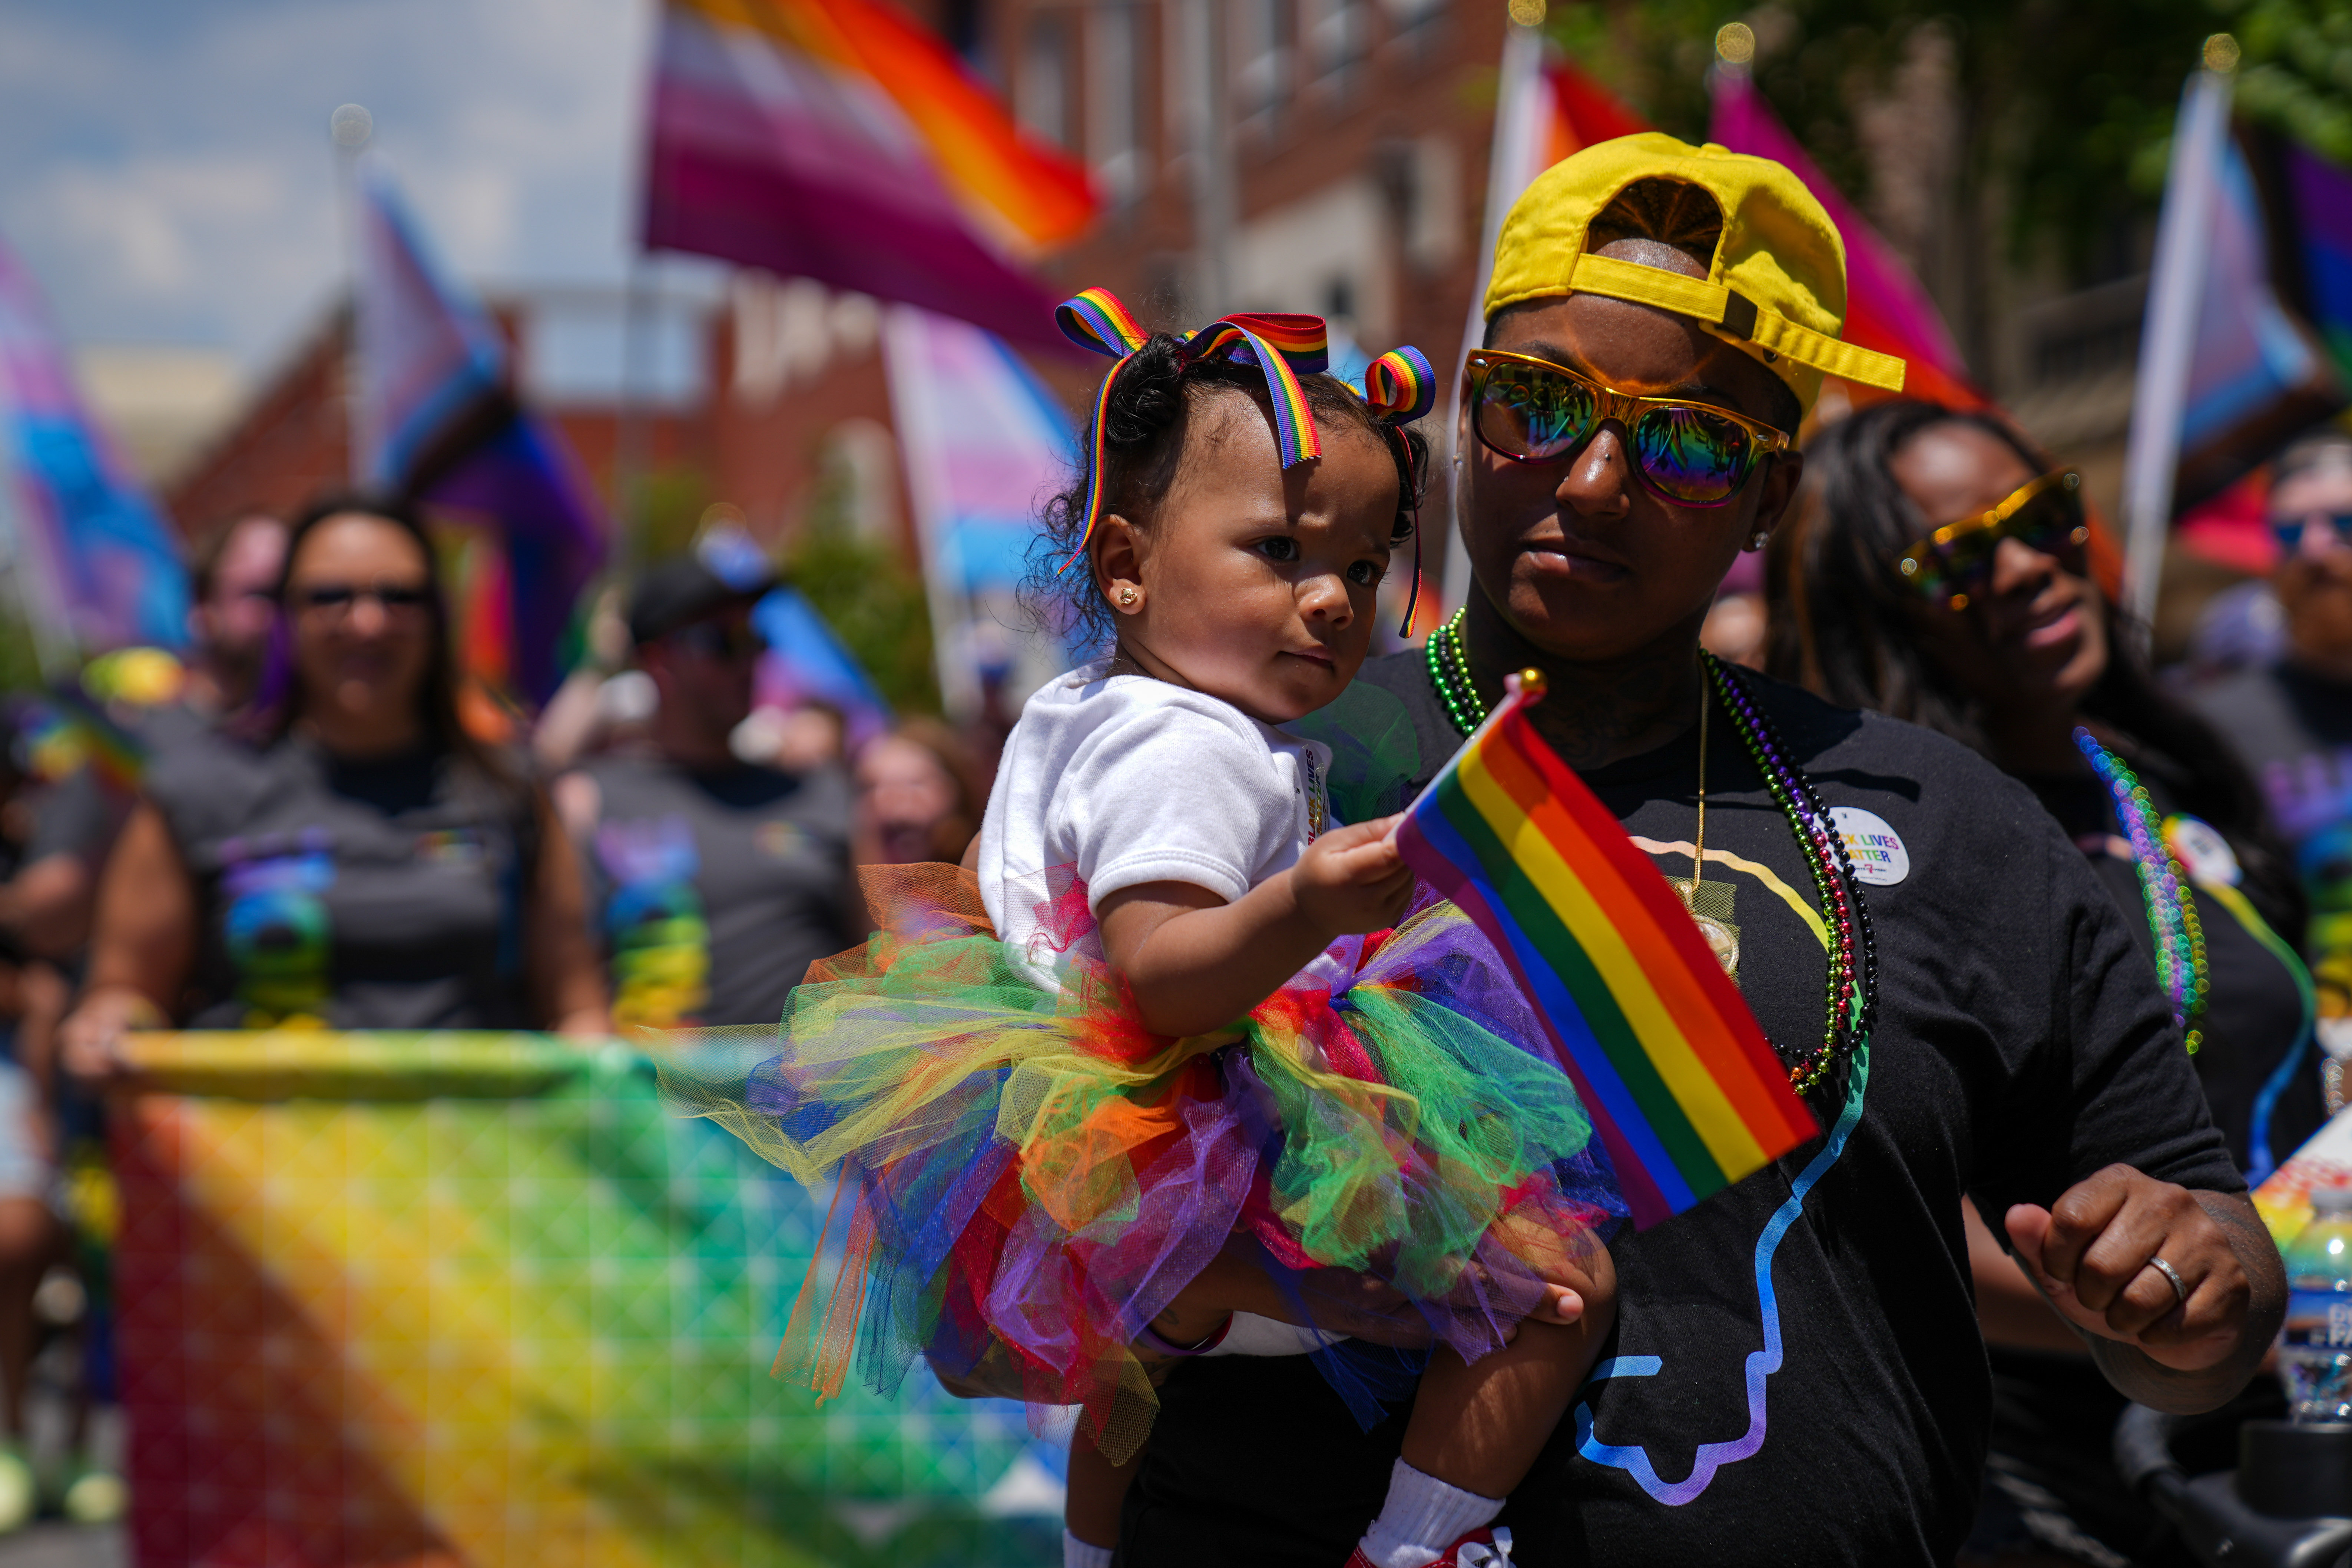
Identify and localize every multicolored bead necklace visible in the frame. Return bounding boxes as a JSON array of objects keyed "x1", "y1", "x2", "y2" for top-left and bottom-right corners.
[
  {"x1": 1423, "y1": 623, "x2": 1875, "y2": 1094},
  {"x1": 1702, "y1": 652, "x2": 1876, "y2": 1093},
  {"x1": 2073, "y1": 729, "x2": 2208, "y2": 1052}
]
